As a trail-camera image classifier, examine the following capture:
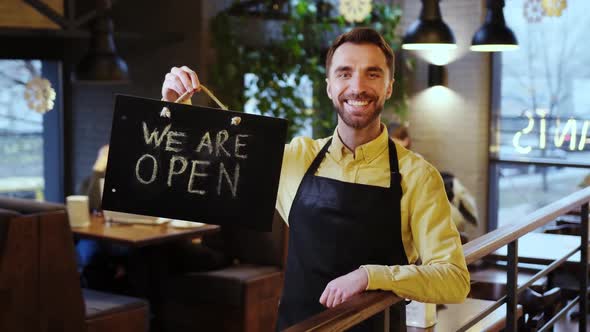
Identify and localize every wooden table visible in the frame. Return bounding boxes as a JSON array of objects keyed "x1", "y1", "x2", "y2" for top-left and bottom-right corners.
[
  {"x1": 72, "y1": 215, "x2": 221, "y2": 330},
  {"x1": 487, "y1": 232, "x2": 586, "y2": 265},
  {"x1": 72, "y1": 215, "x2": 220, "y2": 247},
  {"x1": 407, "y1": 298, "x2": 523, "y2": 332}
]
